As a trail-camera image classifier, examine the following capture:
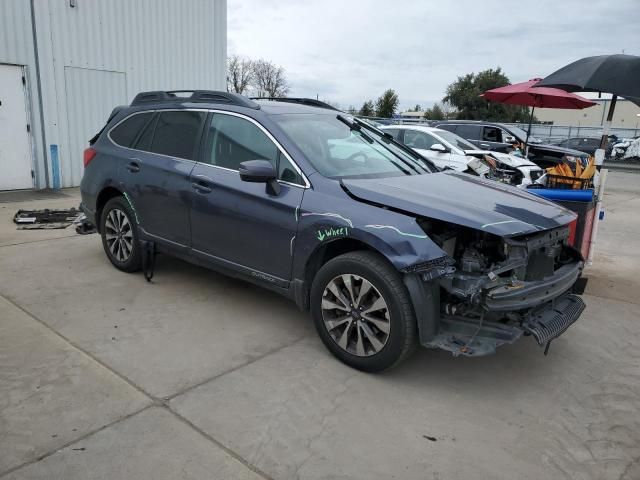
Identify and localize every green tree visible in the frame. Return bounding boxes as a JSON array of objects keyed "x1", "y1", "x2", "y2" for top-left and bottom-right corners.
[
  {"x1": 443, "y1": 68, "x2": 530, "y2": 122},
  {"x1": 359, "y1": 100, "x2": 375, "y2": 117},
  {"x1": 423, "y1": 103, "x2": 445, "y2": 120},
  {"x1": 375, "y1": 89, "x2": 399, "y2": 118}
]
